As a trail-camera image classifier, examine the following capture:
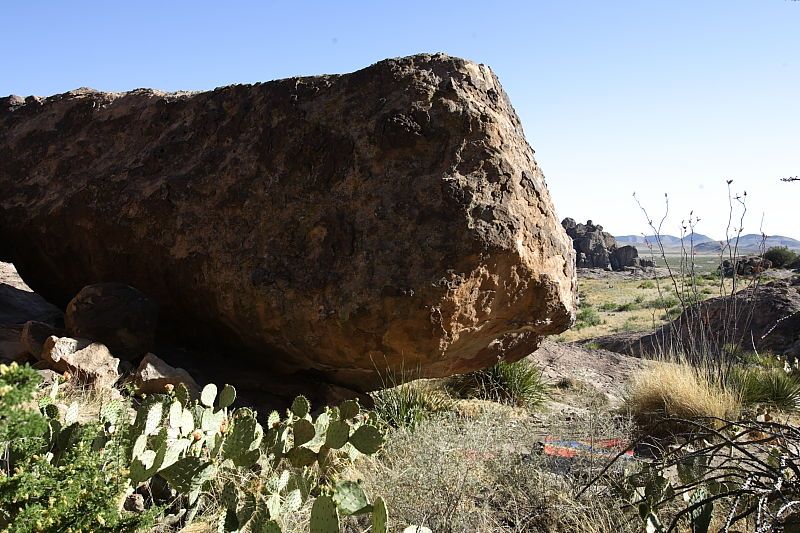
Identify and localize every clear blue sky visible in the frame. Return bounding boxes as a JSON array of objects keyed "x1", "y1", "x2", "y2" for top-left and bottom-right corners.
[{"x1": 2, "y1": 1, "x2": 798, "y2": 239}]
